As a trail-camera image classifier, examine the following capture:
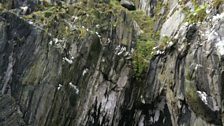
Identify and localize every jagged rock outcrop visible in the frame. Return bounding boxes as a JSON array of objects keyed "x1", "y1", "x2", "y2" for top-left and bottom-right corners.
[
  {"x1": 0, "y1": 95, "x2": 25, "y2": 126},
  {"x1": 120, "y1": 0, "x2": 136, "y2": 10},
  {"x1": 0, "y1": 2, "x2": 139, "y2": 126},
  {"x1": 0, "y1": 0, "x2": 224, "y2": 126}
]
